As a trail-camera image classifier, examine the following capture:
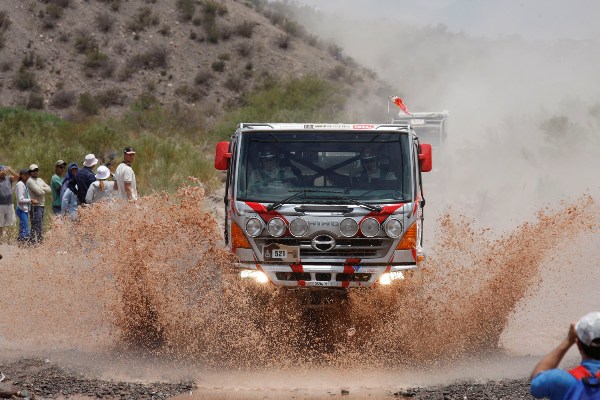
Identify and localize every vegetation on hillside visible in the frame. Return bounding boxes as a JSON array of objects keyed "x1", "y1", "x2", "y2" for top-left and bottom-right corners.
[{"x1": 0, "y1": 75, "x2": 347, "y2": 195}]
